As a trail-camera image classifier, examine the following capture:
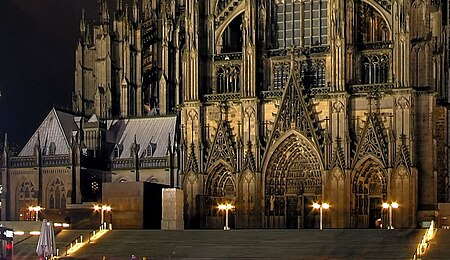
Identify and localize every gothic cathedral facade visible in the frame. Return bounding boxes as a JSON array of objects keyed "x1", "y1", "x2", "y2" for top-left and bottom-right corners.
[
  {"x1": 1, "y1": 0, "x2": 450, "y2": 229},
  {"x1": 180, "y1": 0, "x2": 450, "y2": 229}
]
